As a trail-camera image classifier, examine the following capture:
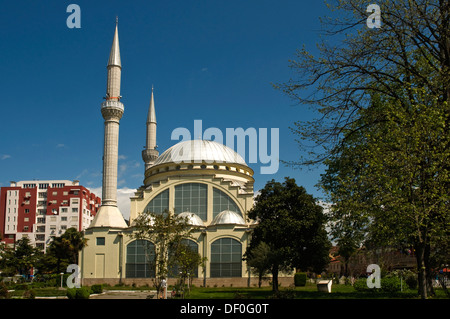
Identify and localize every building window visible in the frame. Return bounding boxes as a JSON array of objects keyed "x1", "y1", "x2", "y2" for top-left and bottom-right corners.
[
  {"x1": 174, "y1": 183, "x2": 207, "y2": 220},
  {"x1": 144, "y1": 189, "x2": 169, "y2": 215},
  {"x1": 96, "y1": 237, "x2": 105, "y2": 245},
  {"x1": 61, "y1": 217, "x2": 67, "y2": 221},
  {"x1": 72, "y1": 208, "x2": 78, "y2": 213},
  {"x1": 212, "y1": 188, "x2": 242, "y2": 219},
  {"x1": 24, "y1": 209, "x2": 29, "y2": 214},
  {"x1": 126, "y1": 240, "x2": 155, "y2": 278},
  {"x1": 210, "y1": 238, "x2": 242, "y2": 277}
]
